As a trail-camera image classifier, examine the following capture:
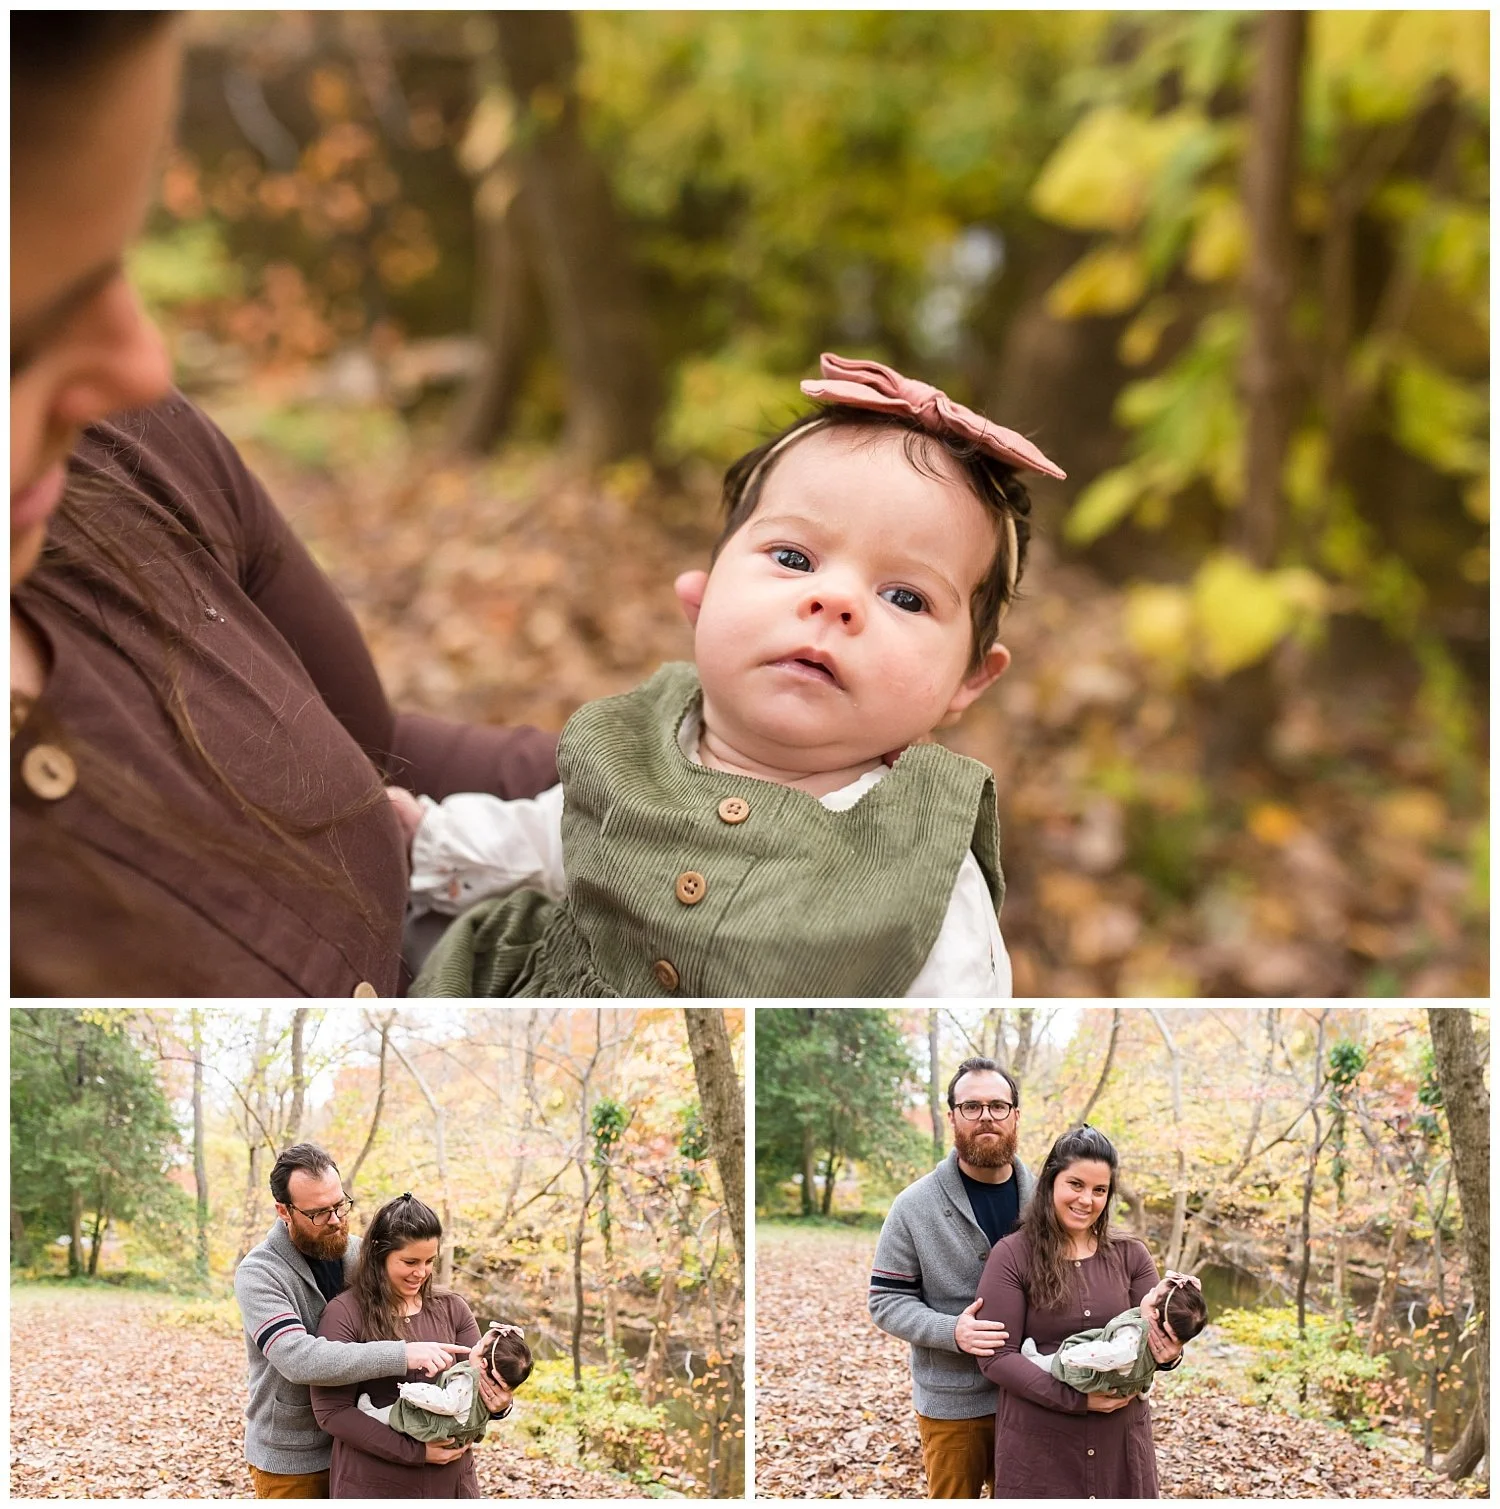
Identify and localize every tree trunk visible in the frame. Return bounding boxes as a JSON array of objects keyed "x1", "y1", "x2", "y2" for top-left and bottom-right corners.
[
  {"x1": 800, "y1": 1124, "x2": 816, "y2": 1219},
  {"x1": 681, "y1": 1008, "x2": 745, "y2": 1275},
  {"x1": 1368, "y1": 1184, "x2": 1415, "y2": 1355},
  {"x1": 821, "y1": 1147, "x2": 841, "y2": 1218},
  {"x1": 237, "y1": 1011, "x2": 273, "y2": 1266},
  {"x1": 498, "y1": 1009, "x2": 545, "y2": 1232},
  {"x1": 346, "y1": 1011, "x2": 394, "y2": 1200},
  {"x1": 1296, "y1": 1011, "x2": 1329, "y2": 1347},
  {"x1": 1077, "y1": 1007, "x2": 1122, "y2": 1126},
  {"x1": 1148, "y1": 1008, "x2": 1188, "y2": 1270},
  {"x1": 68, "y1": 1187, "x2": 84, "y2": 1278},
  {"x1": 451, "y1": 152, "x2": 541, "y2": 453},
  {"x1": 87, "y1": 1177, "x2": 111, "y2": 1279},
  {"x1": 492, "y1": 10, "x2": 662, "y2": 465},
  {"x1": 927, "y1": 1010, "x2": 944, "y2": 1162},
  {"x1": 286, "y1": 1008, "x2": 308, "y2": 1144},
  {"x1": 1179, "y1": 1007, "x2": 1277, "y2": 1274},
  {"x1": 1428, "y1": 1008, "x2": 1490, "y2": 1480},
  {"x1": 1012, "y1": 1008, "x2": 1035, "y2": 1084},
  {"x1": 191, "y1": 1009, "x2": 210, "y2": 1284},
  {"x1": 391, "y1": 1031, "x2": 454, "y2": 1287},
  {"x1": 642, "y1": 1217, "x2": 683, "y2": 1400},
  {"x1": 11, "y1": 1206, "x2": 29, "y2": 1268},
  {"x1": 1212, "y1": 9, "x2": 1307, "y2": 772},
  {"x1": 1238, "y1": 9, "x2": 1305, "y2": 568}
]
